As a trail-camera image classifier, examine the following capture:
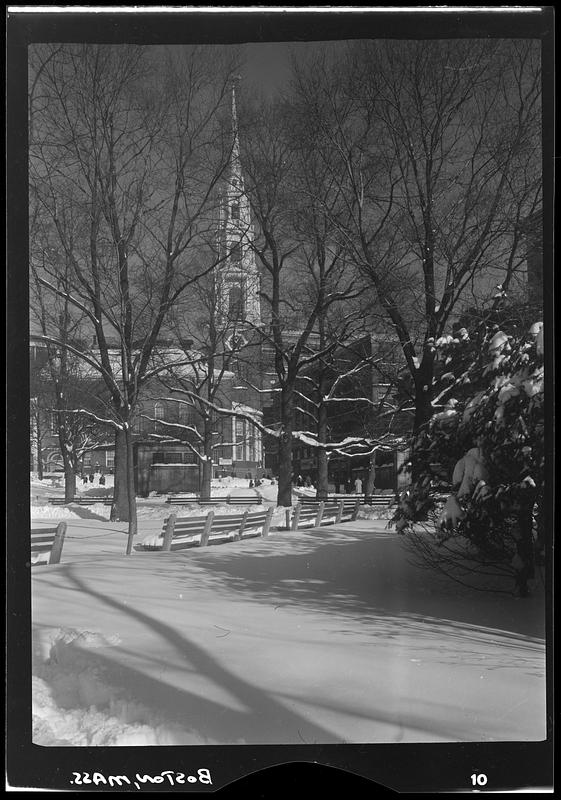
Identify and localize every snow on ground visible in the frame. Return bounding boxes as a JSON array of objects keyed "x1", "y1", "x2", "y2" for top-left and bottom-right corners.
[{"x1": 31, "y1": 512, "x2": 546, "y2": 747}]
